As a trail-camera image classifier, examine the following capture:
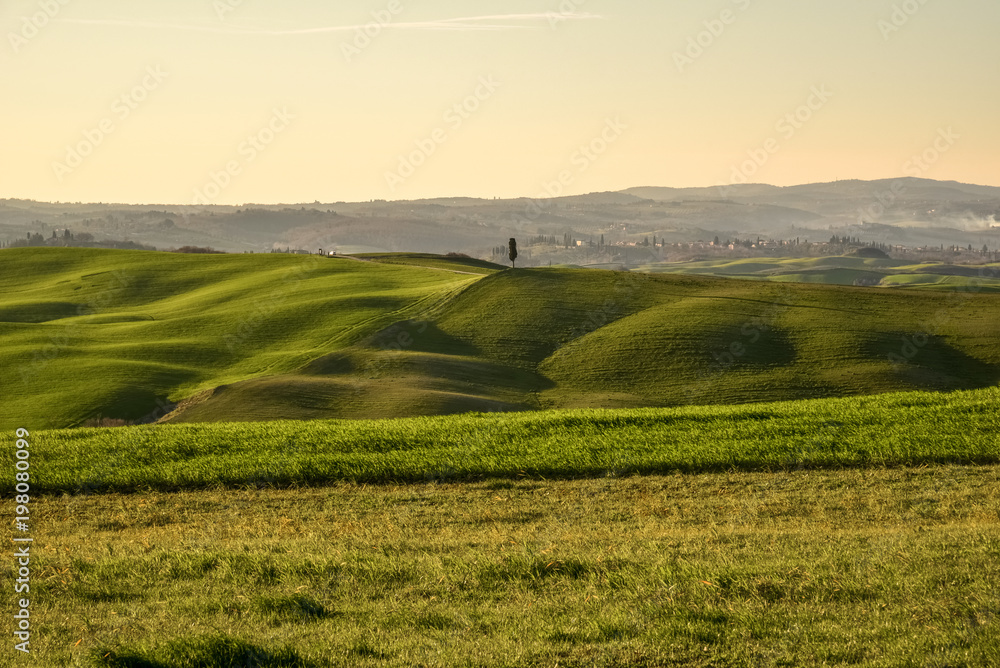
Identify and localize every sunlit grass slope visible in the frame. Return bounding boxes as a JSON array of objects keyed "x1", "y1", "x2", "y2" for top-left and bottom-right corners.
[
  {"x1": 420, "y1": 267, "x2": 1000, "y2": 410},
  {"x1": 536, "y1": 271, "x2": 1000, "y2": 408},
  {"x1": 0, "y1": 248, "x2": 477, "y2": 429},
  {"x1": 355, "y1": 252, "x2": 506, "y2": 275},
  {"x1": 28, "y1": 467, "x2": 1000, "y2": 666},
  {"x1": 17, "y1": 387, "x2": 1000, "y2": 493},
  {"x1": 643, "y1": 256, "x2": 1000, "y2": 290},
  {"x1": 3, "y1": 249, "x2": 1000, "y2": 428}
]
